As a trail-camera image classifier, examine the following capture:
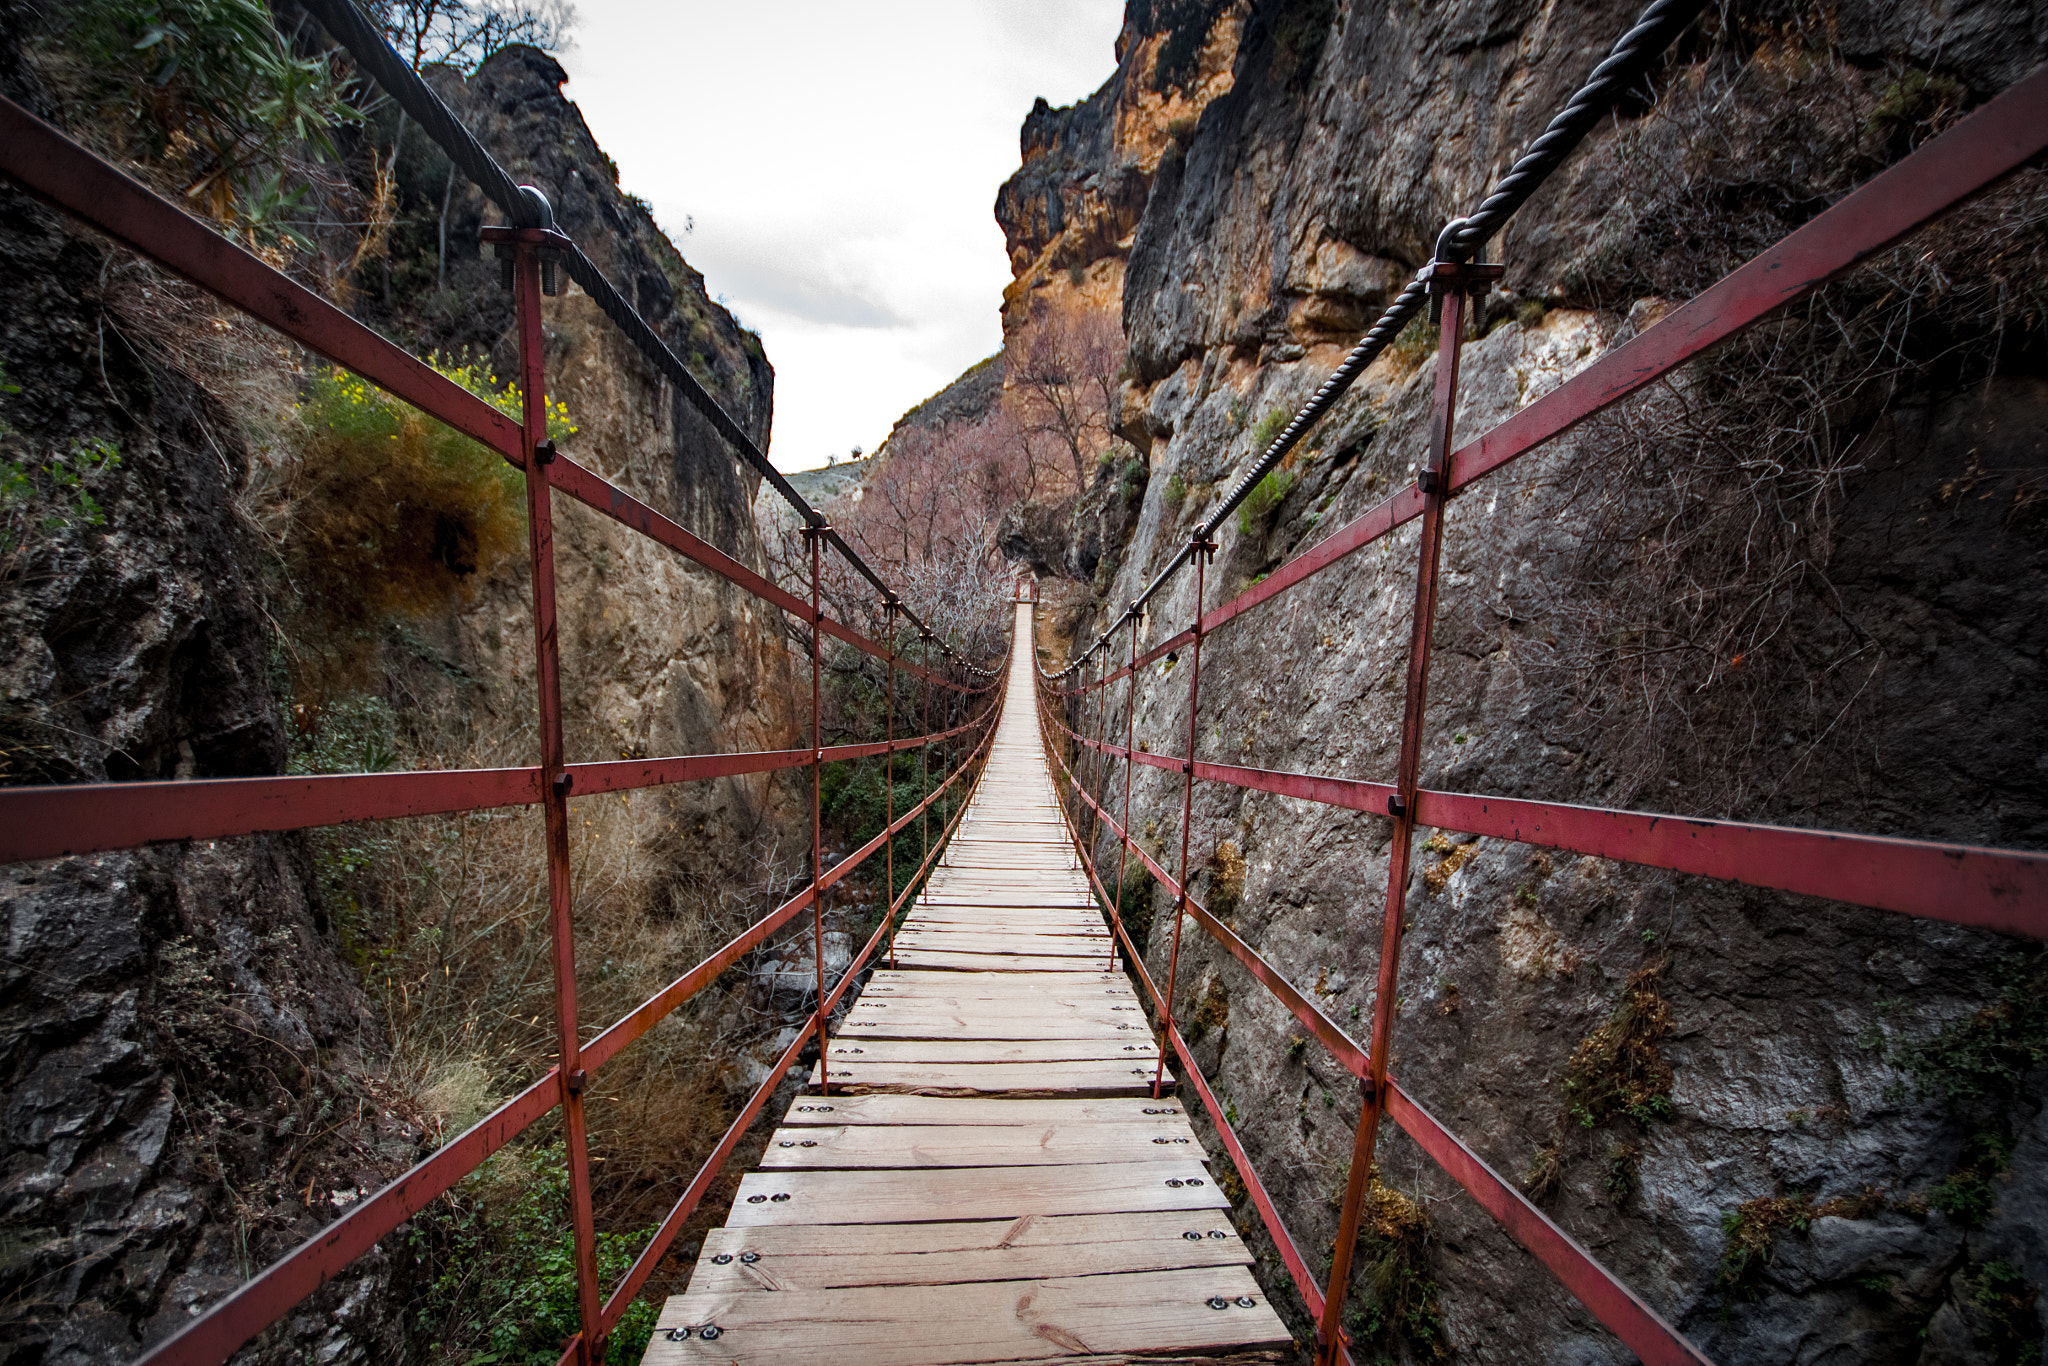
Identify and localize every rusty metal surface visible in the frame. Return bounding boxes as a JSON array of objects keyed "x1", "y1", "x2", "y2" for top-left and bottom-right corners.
[{"x1": 510, "y1": 238, "x2": 603, "y2": 1363}]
